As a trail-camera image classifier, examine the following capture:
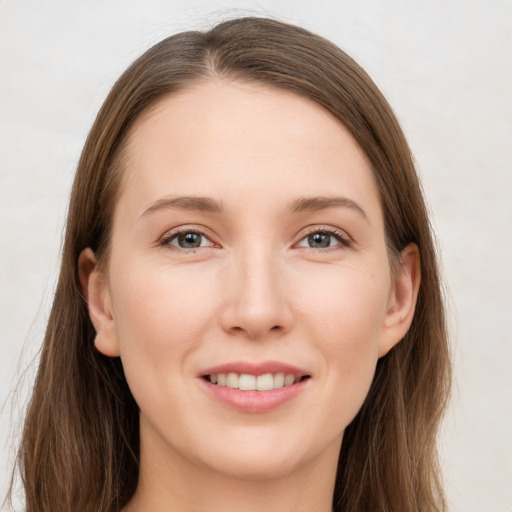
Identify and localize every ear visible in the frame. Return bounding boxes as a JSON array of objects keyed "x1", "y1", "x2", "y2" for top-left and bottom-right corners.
[
  {"x1": 78, "y1": 248, "x2": 120, "y2": 357},
  {"x1": 378, "y1": 243, "x2": 421, "y2": 357}
]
